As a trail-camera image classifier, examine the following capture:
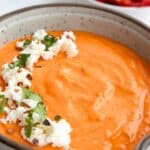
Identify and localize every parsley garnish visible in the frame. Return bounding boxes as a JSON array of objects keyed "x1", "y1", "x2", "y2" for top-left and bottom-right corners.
[
  {"x1": 23, "y1": 39, "x2": 31, "y2": 48},
  {"x1": 22, "y1": 87, "x2": 46, "y2": 138},
  {"x1": 0, "y1": 95, "x2": 6, "y2": 114},
  {"x1": 24, "y1": 102, "x2": 46, "y2": 138},
  {"x1": 22, "y1": 87, "x2": 41, "y2": 103},
  {"x1": 24, "y1": 111, "x2": 33, "y2": 138},
  {"x1": 33, "y1": 102, "x2": 46, "y2": 122},
  {"x1": 44, "y1": 35, "x2": 57, "y2": 51},
  {"x1": 9, "y1": 54, "x2": 30, "y2": 69}
]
